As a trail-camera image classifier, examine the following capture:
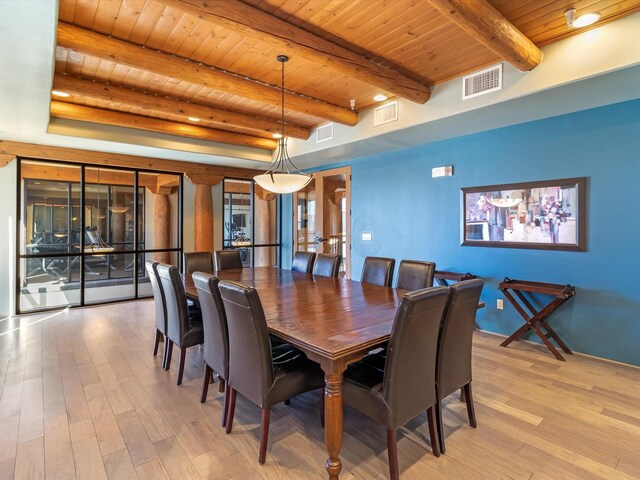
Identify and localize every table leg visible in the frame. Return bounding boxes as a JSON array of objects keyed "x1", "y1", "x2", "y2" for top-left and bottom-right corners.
[{"x1": 324, "y1": 371, "x2": 345, "y2": 479}]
